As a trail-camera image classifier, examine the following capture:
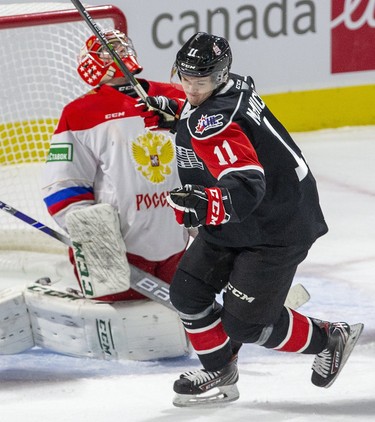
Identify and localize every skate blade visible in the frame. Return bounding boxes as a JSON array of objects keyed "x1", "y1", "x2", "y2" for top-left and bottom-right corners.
[
  {"x1": 173, "y1": 384, "x2": 240, "y2": 407},
  {"x1": 324, "y1": 323, "x2": 364, "y2": 388}
]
